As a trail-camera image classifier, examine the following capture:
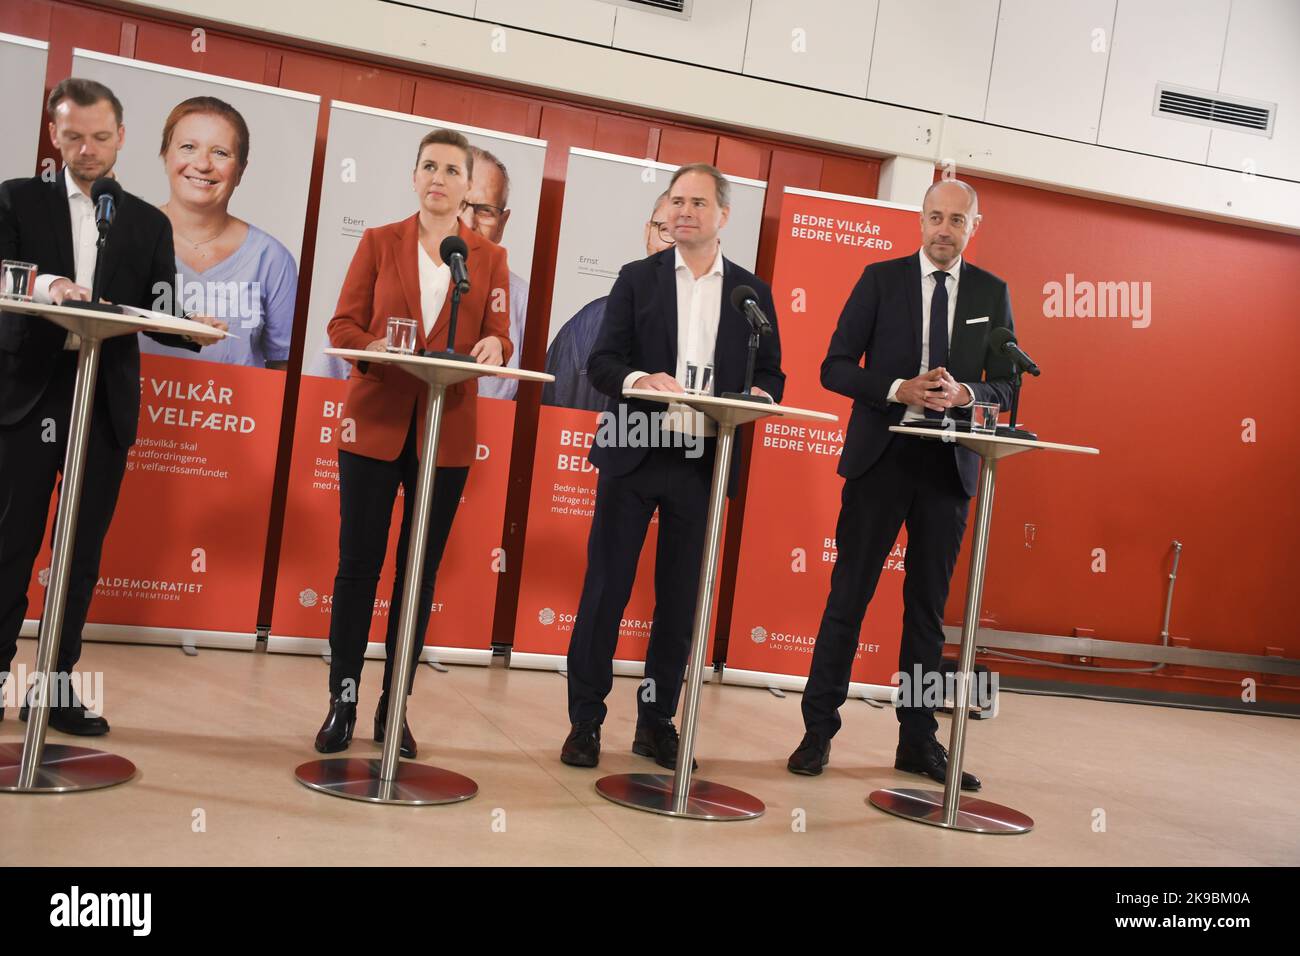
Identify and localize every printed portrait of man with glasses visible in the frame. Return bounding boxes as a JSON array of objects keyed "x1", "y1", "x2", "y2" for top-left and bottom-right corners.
[
  {"x1": 542, "y1": 190, "x2": 673, "y2": 412},
  {"x1": 460, "y1": 145, "x2": 529, "y2": 400}
]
